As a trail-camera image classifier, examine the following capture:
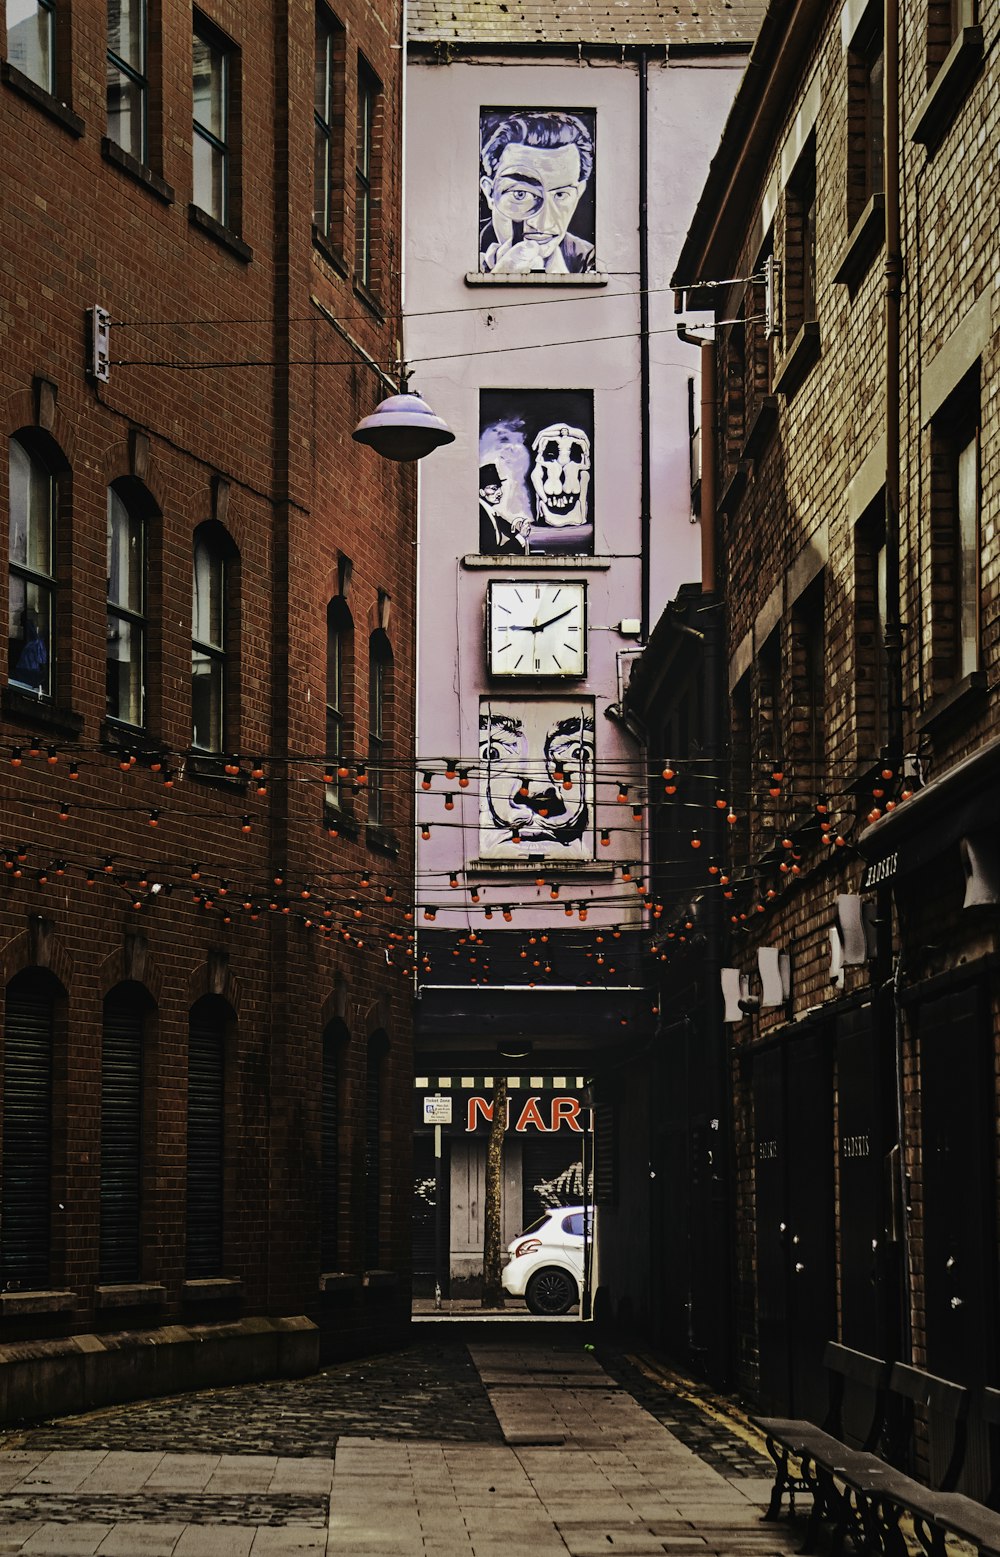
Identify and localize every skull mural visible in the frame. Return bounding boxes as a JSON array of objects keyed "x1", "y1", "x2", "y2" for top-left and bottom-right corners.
[{"x1": 530, "y1": 423, "x2": 591, "y2": 528}]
